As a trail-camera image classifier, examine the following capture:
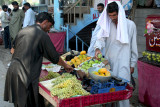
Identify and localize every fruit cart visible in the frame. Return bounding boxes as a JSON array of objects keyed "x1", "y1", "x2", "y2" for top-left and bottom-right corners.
[
  {"x1": 39, "y1": 66, "x2": 133, "y2": 106},
  {"x1": 39, "y1": 51, "x2": 133, "y2": 107}
]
